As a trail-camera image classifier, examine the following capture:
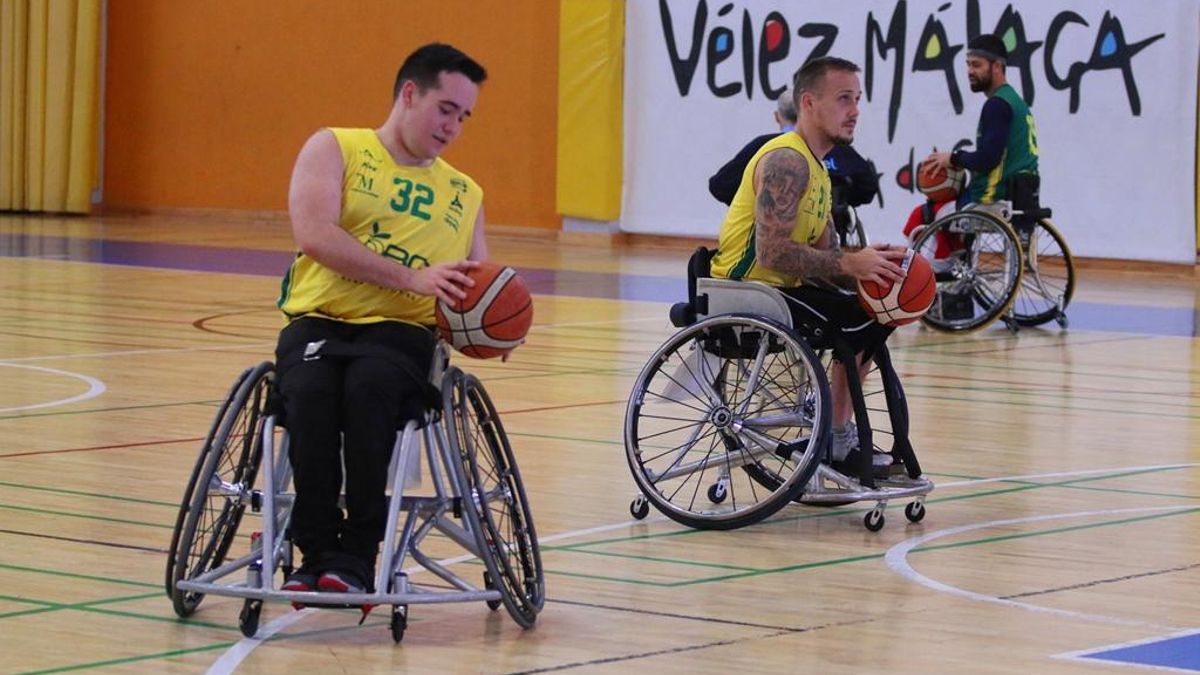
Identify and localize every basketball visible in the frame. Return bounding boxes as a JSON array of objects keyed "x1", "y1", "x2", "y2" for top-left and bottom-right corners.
[
  {"x1": 857, "y1": 249, "x2": 936, "y2": 326},
  {"x1": 435, "y1": 262, "x2": 533, "y2": 359},
  {"x1": 918, "y1": 160, "x2": 965, "y2": 202}
]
